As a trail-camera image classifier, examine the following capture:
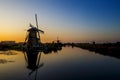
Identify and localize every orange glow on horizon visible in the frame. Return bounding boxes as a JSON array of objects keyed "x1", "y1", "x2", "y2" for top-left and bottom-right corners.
[{"x1": 0, "y1": 33, "x2": 80, "y2": 43}]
